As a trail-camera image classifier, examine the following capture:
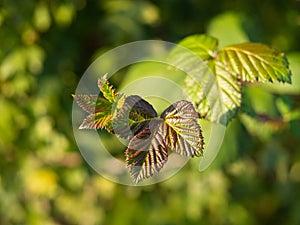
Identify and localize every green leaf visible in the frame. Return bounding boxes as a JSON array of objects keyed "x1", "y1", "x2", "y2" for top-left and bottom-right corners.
[
  {"x1": 161, "y1": 100, "x2": 204, "y2": 157},
  {"x1": 184, "y1": 62, "x2": 242, "y2": 124},
  {"x1": 126, "y1": 119, "x2": 168, "y2": 183},
  {"x1": 182, "y1": 59, "x2": 241, "y2": 125},
  {"x1": 169, "y1": 35, "x2": 291, "y2": 125},
  {"x1": 168, "y1": 34, "x2": 218, "y2": 62},
  {"x1": 218, "y1": 43, "x2": 291, "y2": 83},
  {"x1": 168, "y1": 34, "x2": 242, "y2": 124},
  {"x1": 213, "y1": 60, "x2": 242, "y2": 123},
  {"x1": 259, "y1": 52, "x2": 300, "y2": 94},
  {"x1": 112, "y1": 95, "x2": 157, "y2": 139},
  {"x1": 98, "y1": 74, "x2": 116, "y2": 103}
]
